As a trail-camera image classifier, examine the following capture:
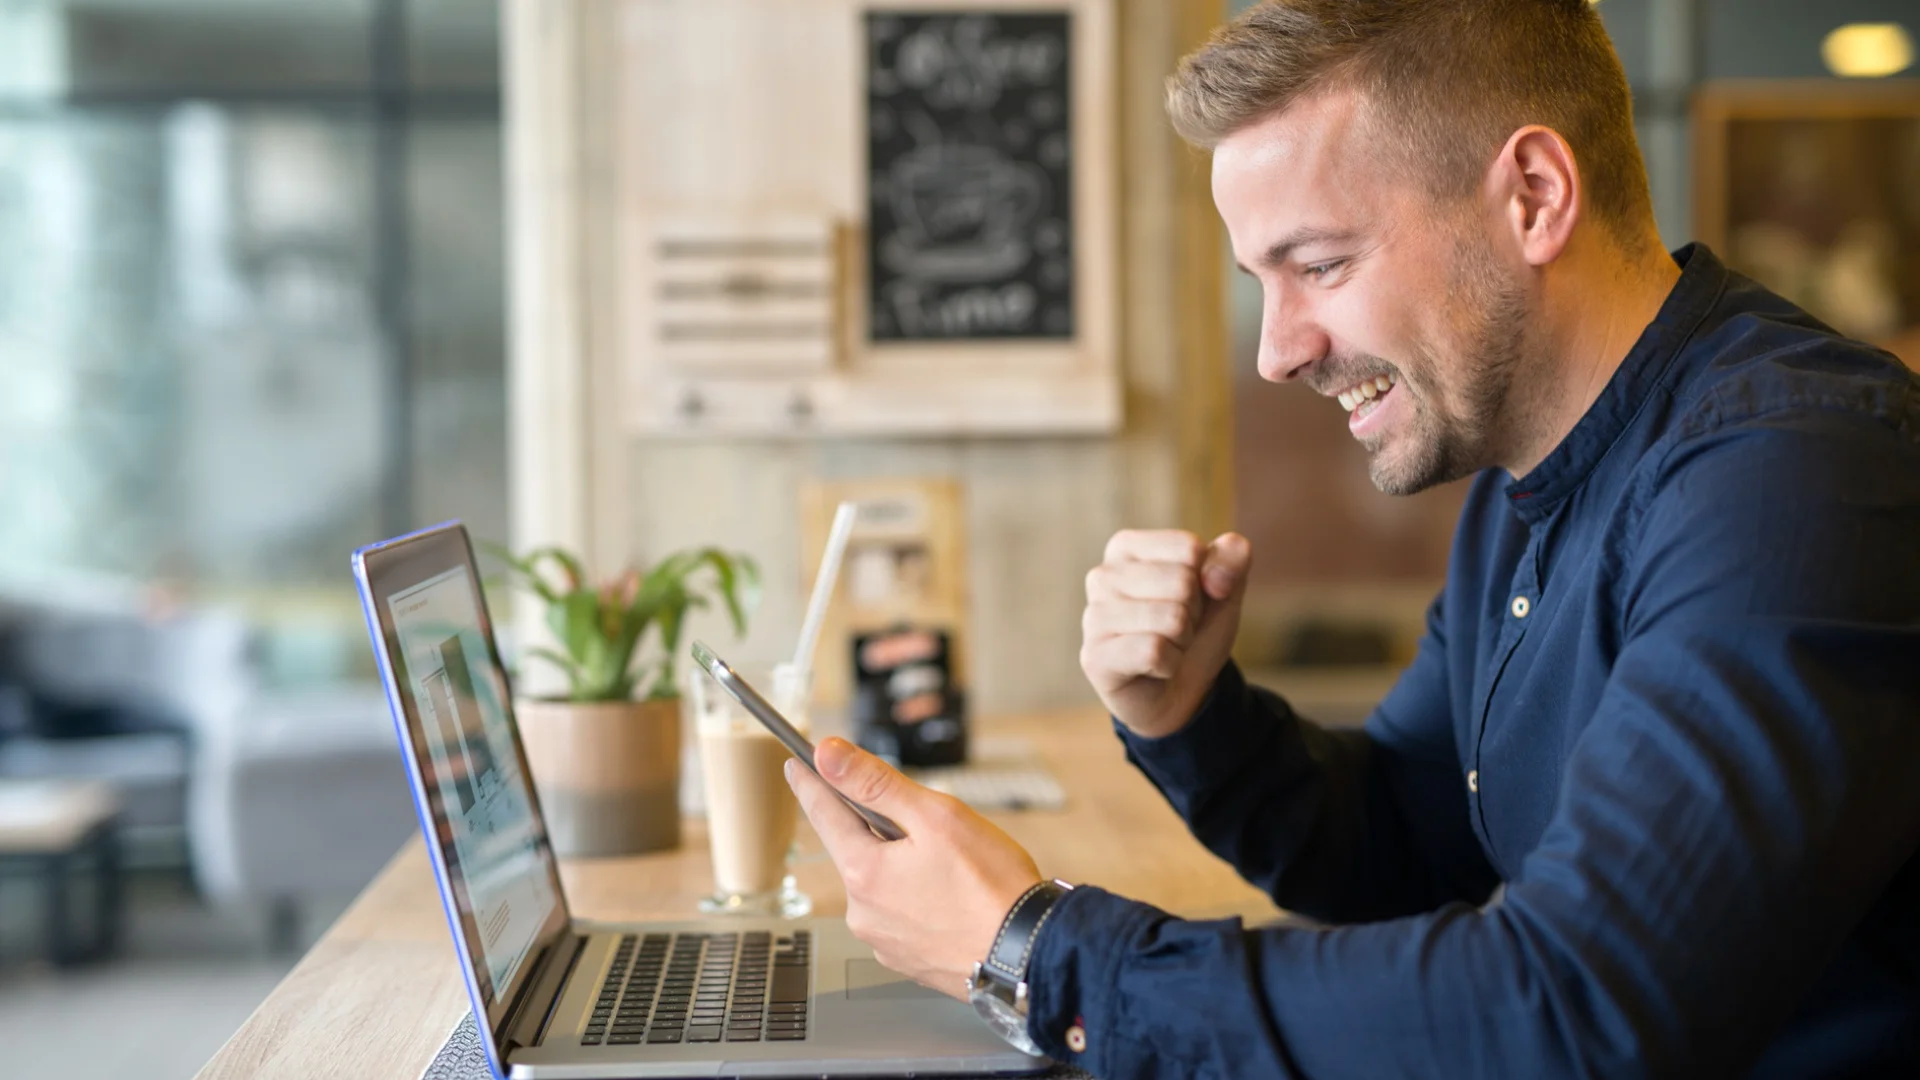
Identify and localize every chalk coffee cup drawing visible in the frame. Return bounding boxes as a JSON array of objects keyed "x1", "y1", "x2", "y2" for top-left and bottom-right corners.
[
  {"x1": 687, "y1": 662, "x2": 813, "y2": 918},
  {"x1": 882, "y1": 144, "x2": 1047, "y2": 282}
]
